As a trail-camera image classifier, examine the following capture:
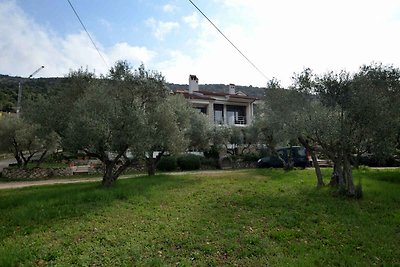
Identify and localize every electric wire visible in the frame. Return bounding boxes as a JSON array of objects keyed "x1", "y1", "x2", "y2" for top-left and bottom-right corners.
[
  {"x1": 67, "y1": 0, "x2": 109, "y2": 69},
  {"x1": 187, "y1": 0, "x2": 268, "y2": 81}
]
